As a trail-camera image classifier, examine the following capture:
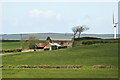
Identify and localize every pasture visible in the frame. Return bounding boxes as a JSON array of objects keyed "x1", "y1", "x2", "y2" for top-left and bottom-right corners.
[
  {"x1": 0, "y1": 40, "x2": 46, "y2": 50},
  {"x1": 2, "y1": 43, "x2": 118, "y2": 78}
]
